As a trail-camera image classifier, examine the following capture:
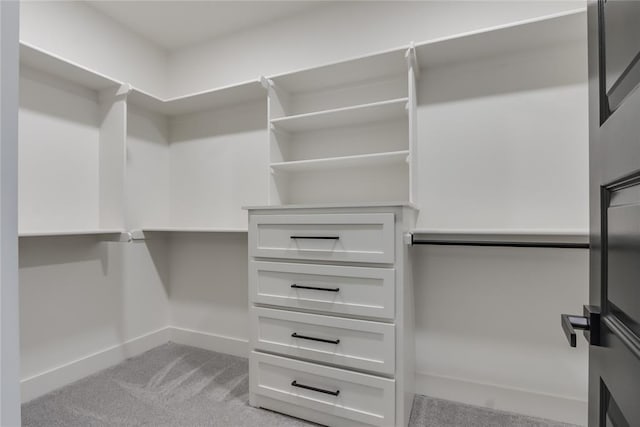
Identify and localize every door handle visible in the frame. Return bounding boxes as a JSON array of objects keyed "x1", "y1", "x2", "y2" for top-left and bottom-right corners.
[
  {"x1": 291, "y1": 332, "x2": 340, "y2": 345},
  {"x1": 290, "y1": 235, "x2": 339, "y2": 240},
  {"x1": 291, "y1": 284, "x2": 340, "y2": 292},
  {"x1": 561, "y1": 305, "x2": 601, "y2": 347}
]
